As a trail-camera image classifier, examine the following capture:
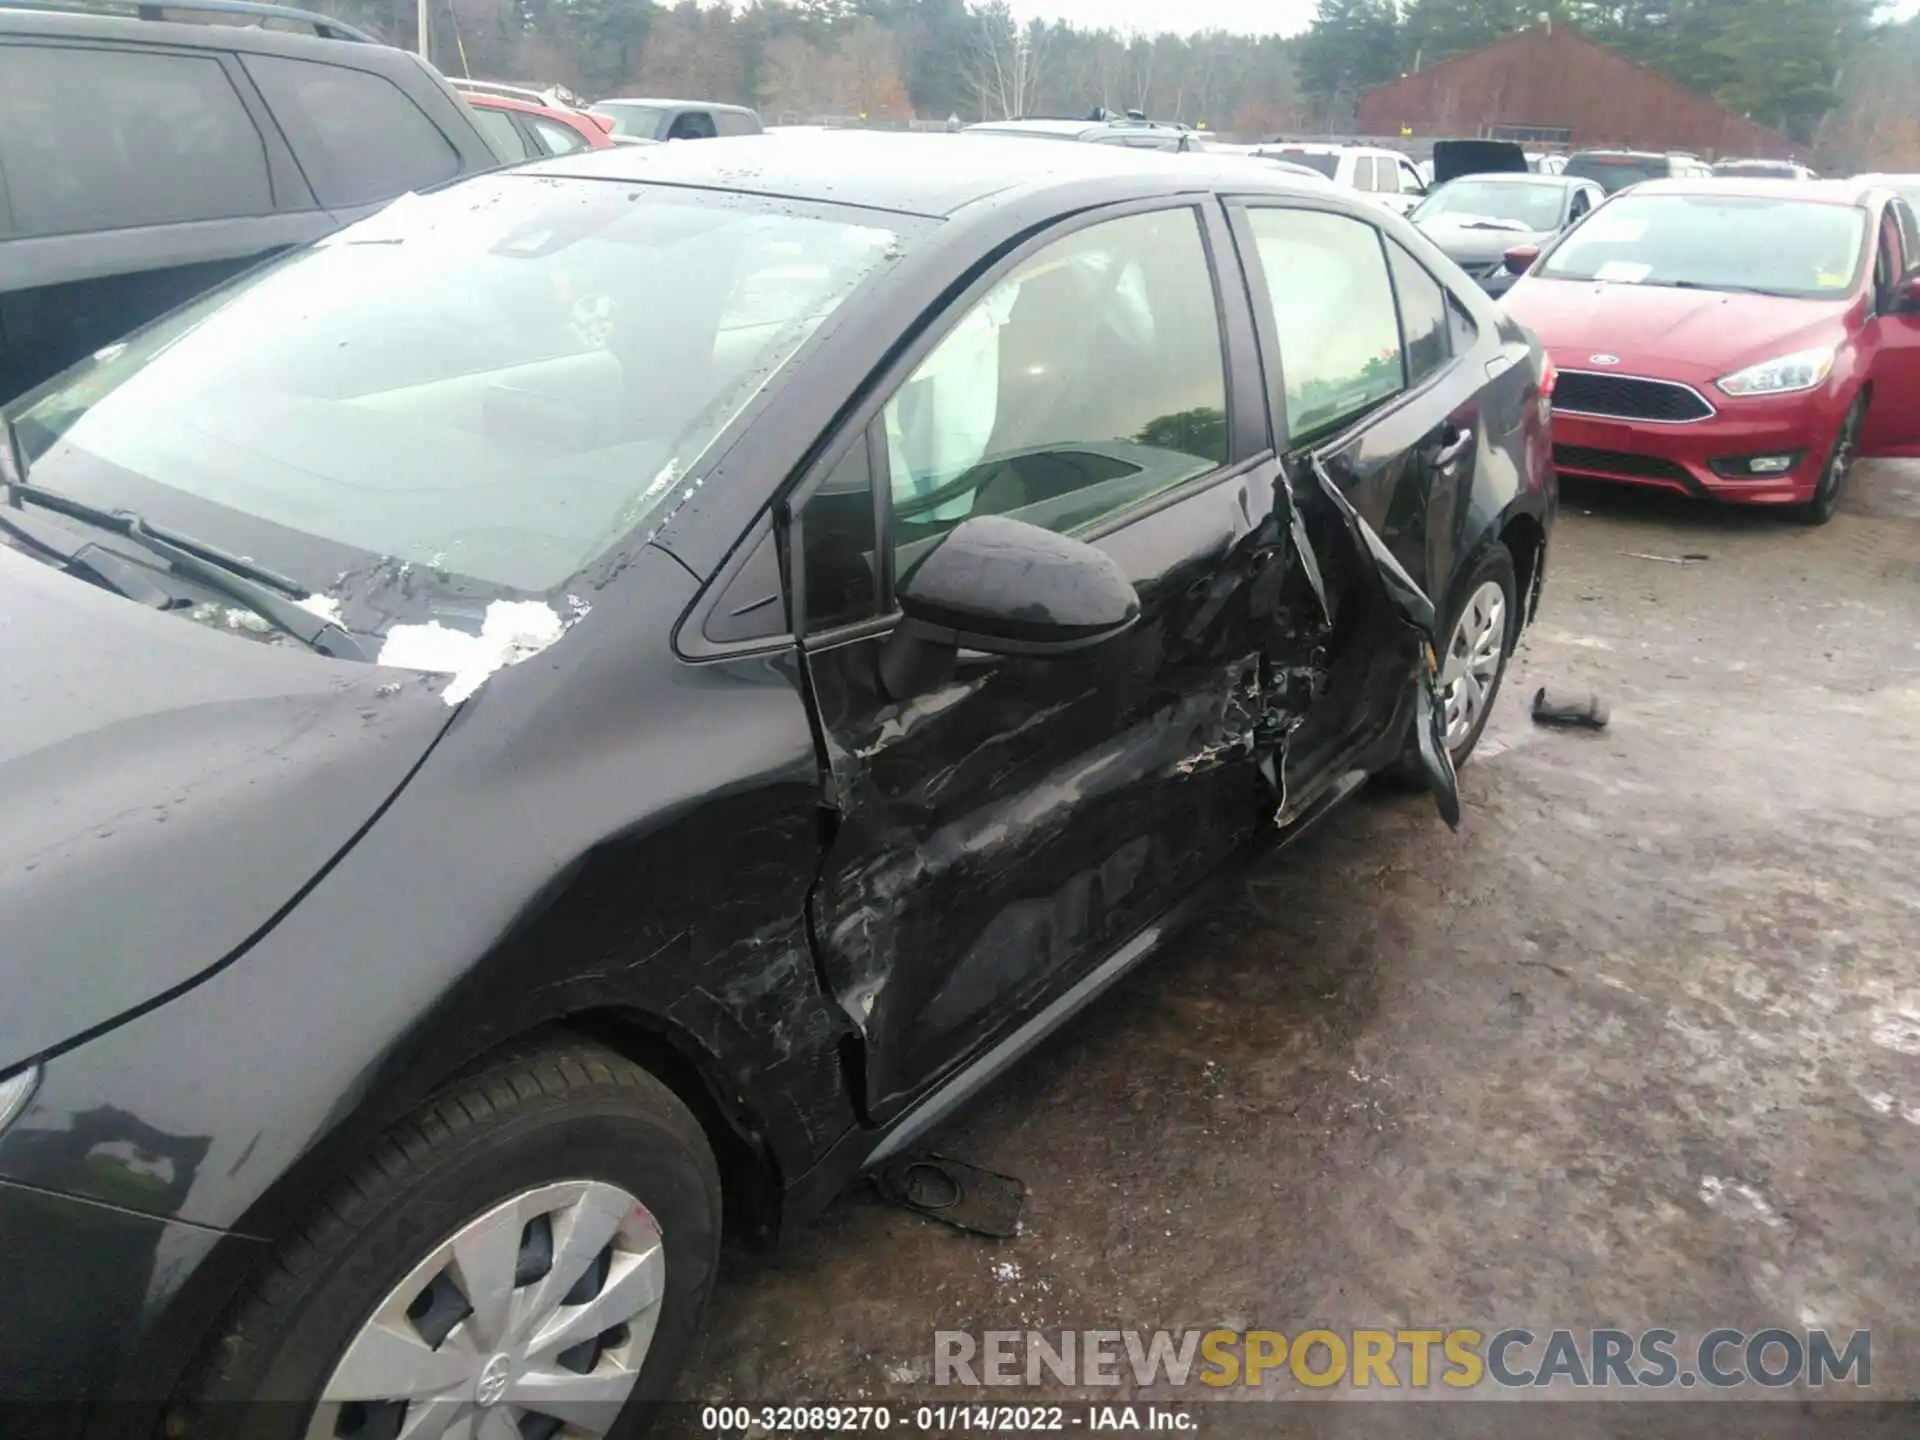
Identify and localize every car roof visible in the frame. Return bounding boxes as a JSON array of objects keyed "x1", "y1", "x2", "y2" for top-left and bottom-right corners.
[
  {"x1": 466, "y1": 92, "x2": 564, "y2": 117},
  {"x1": 1619, "y1": 176, "x2": 1876, "y2": 207},
  {"x1": 592, "y1": 98, "x2": 756, "y2": 114},
  {"x1": 1263, "y1": 142, "x2": 1397, "y2": 156},
  {"x1": 967, "y1": 119, "x2": 1102, "y2": 136},
  {"x1": 1436, "y1": 172, "x2": 1579, "y2": 186},
  {"x1": 0, "y1": 1, "x2": 406, "y2": 59},
  {"x1": 525, "y1": 130, "x2": 1333, "y2": 218}
]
